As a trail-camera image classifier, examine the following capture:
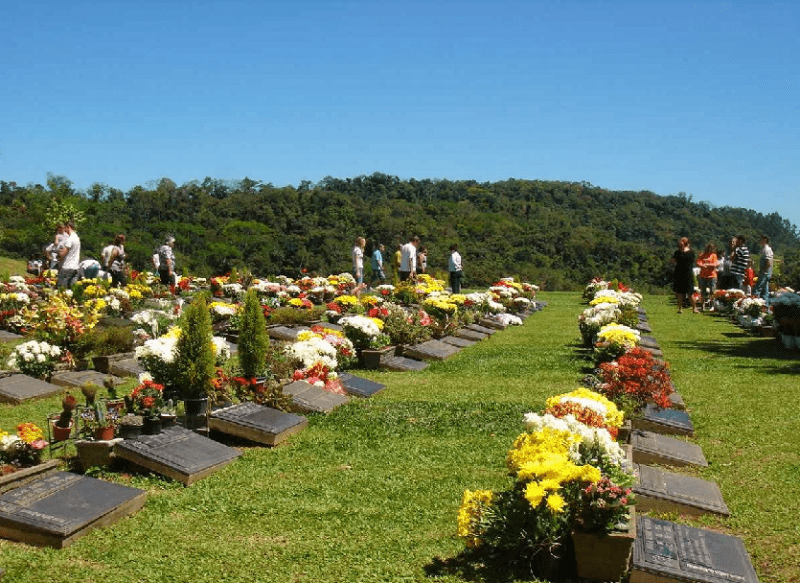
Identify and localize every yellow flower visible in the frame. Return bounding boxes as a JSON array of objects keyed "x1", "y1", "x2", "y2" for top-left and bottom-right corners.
[
  {"x1": 370, "y1": 317, "x2": 384, "y2": 331},
  {"x1": 524, "y1": 482, "x2": 546, "y2": 508},
  {"x1": 456, "y1": 489, "x2": 493, "y2": 548},
  {"x1": 546, "y1": 493, "x2": 566, "y2": 514}
]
